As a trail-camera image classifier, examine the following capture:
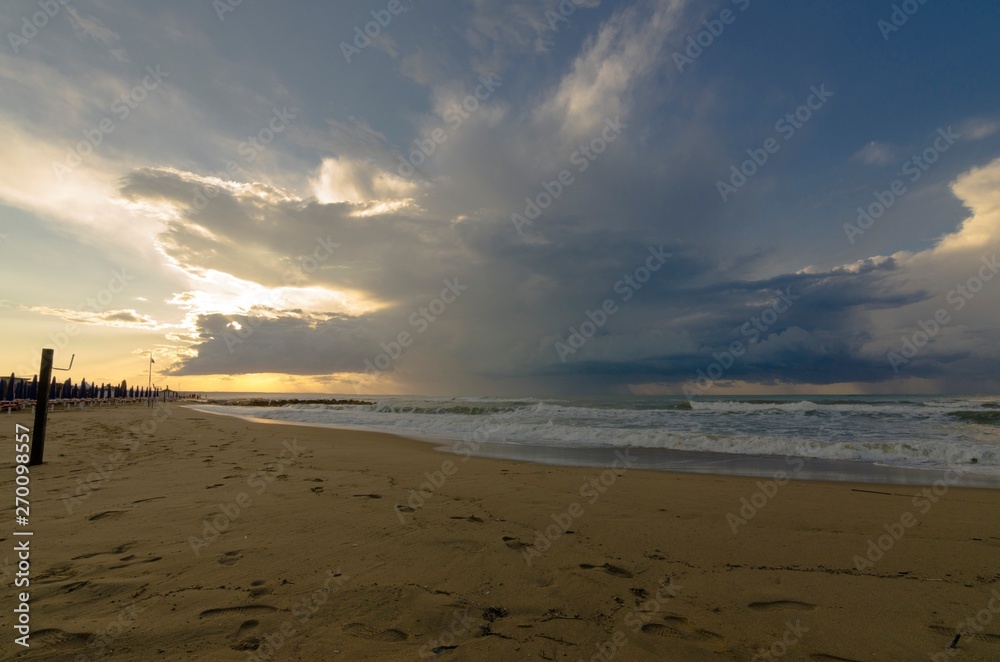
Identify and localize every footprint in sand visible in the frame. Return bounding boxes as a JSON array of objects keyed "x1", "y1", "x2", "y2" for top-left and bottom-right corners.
[
  {"x1": 397, "y1": 505, "x2": 415, "y2": 513},
  {"x1": 108, "y1": 556, "x2": 162, "y2": 570},
  {"x1": 534, "y1": 571, "x2": 556, "y2": 588},
  {"x1": 579, "y1": 563, "x2": 634, "y2": 579},
  {"x1": 232, "y1": 637, "x2": 261, "y2": 651},
  {"x1": 62, "y1": 580, "x2": 89, "y2": 593},
  {"x1": 218, "y1": 550, "x2": 242, "y2": 566},
  {"x1": 748, "y1": 600, "x2": 816, "y2": 611},
  {"x1": 35, "y1": 564, "x2": 78, "y2": 584},
  {"x1": 641, "y1": 615, "x2": 724, "y2": 644},
  {"x1": 249, "y1": 580, "x2": 272, "y2": 598},
  {"x1": 450, "y1": 515, "x2": 485, "y2": 523},
  {"x1": 132, "y1": 496, "x2": 166, "y2": 505},
  {"x1": 199, "y1": 605, "x2": 278, "y2": 619},
  {"x1": 353, "y1": 493, "x2": 382, "y2": 499},
  {"x1": 343, "y1": 623, "x2": 409, "y2": 642},
  {"x1": 88, "y1": 510, "x2": 127, "y2": 522},
  {"x1": 311, "y1": 486, "x2": 324, "y2": 494},
  {"x1": 230, "y1": 619, "x2": 263, "y2": 650},
  {"x1": 503, "y1": 536, "x2": 529, "y2": 551},
  {"x1": 630, "y1": 587, "x2": 650, "y2": 603},
  {"x1": 809, "y1": 654, "x2": 863, "y2": 662}
]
